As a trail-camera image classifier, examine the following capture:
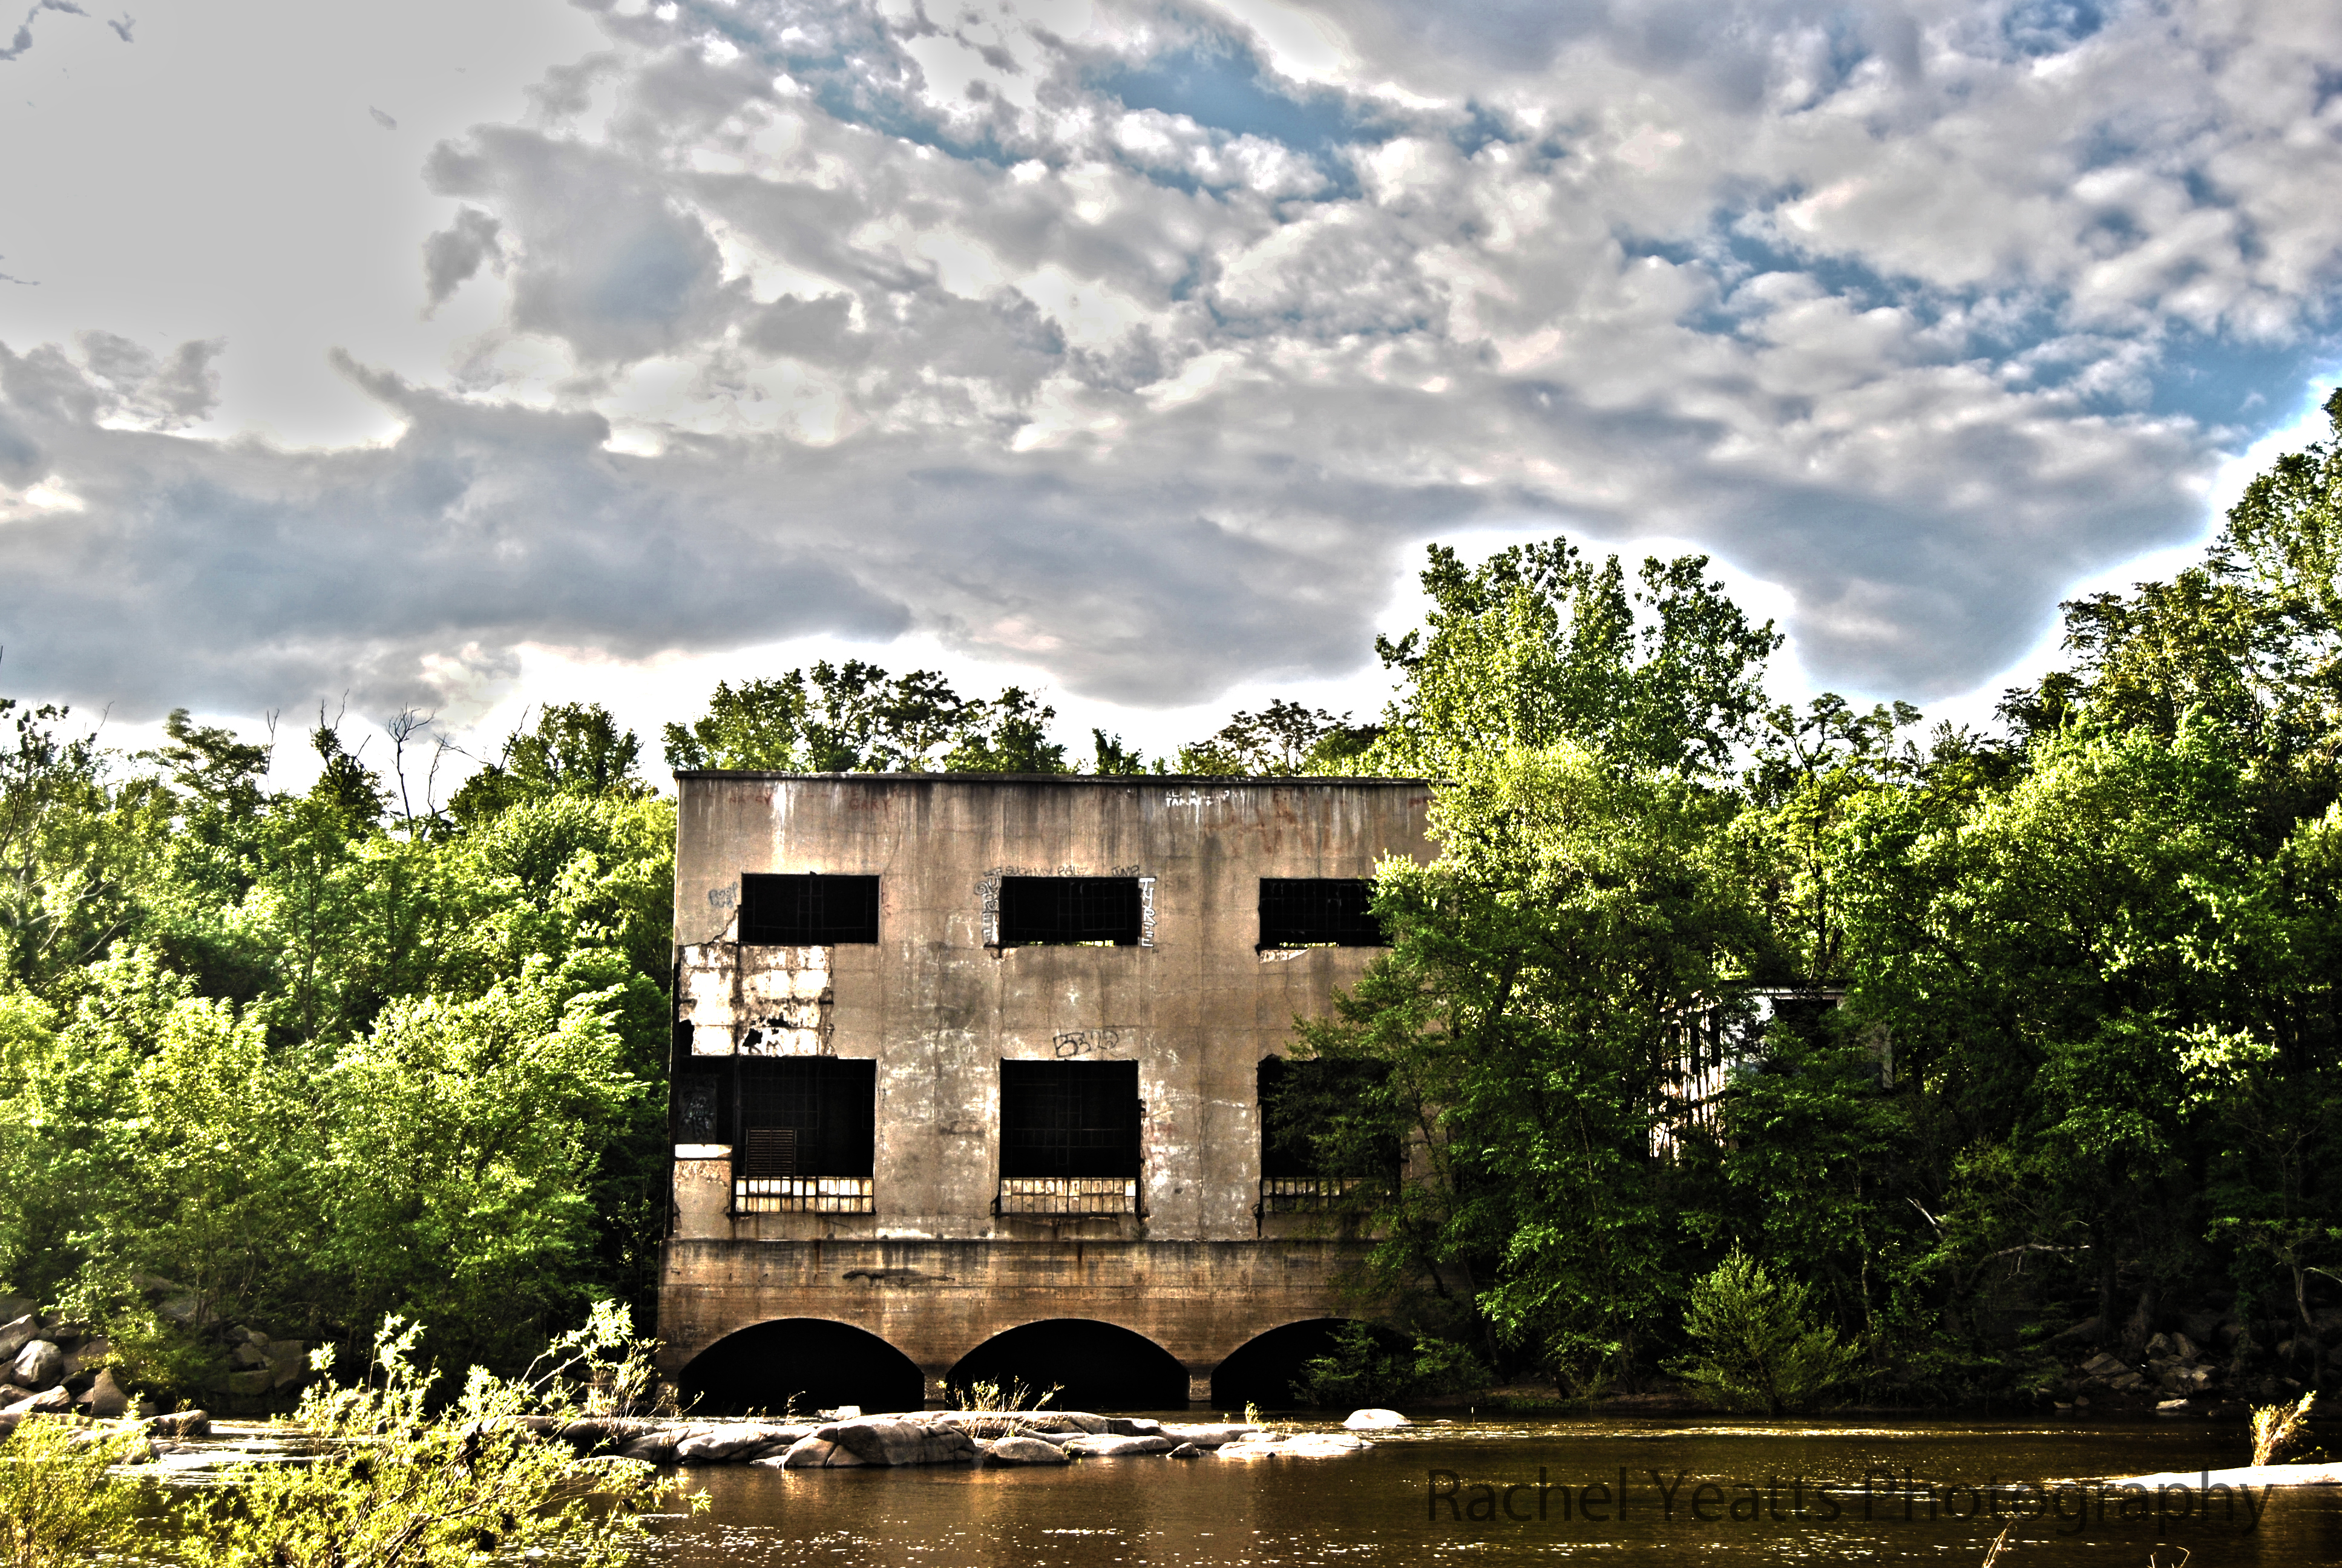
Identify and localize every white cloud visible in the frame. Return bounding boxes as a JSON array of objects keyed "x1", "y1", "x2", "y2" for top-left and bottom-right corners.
[{"x1": 2, "y1": 0, "x2": 2340, "y2": 741}]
